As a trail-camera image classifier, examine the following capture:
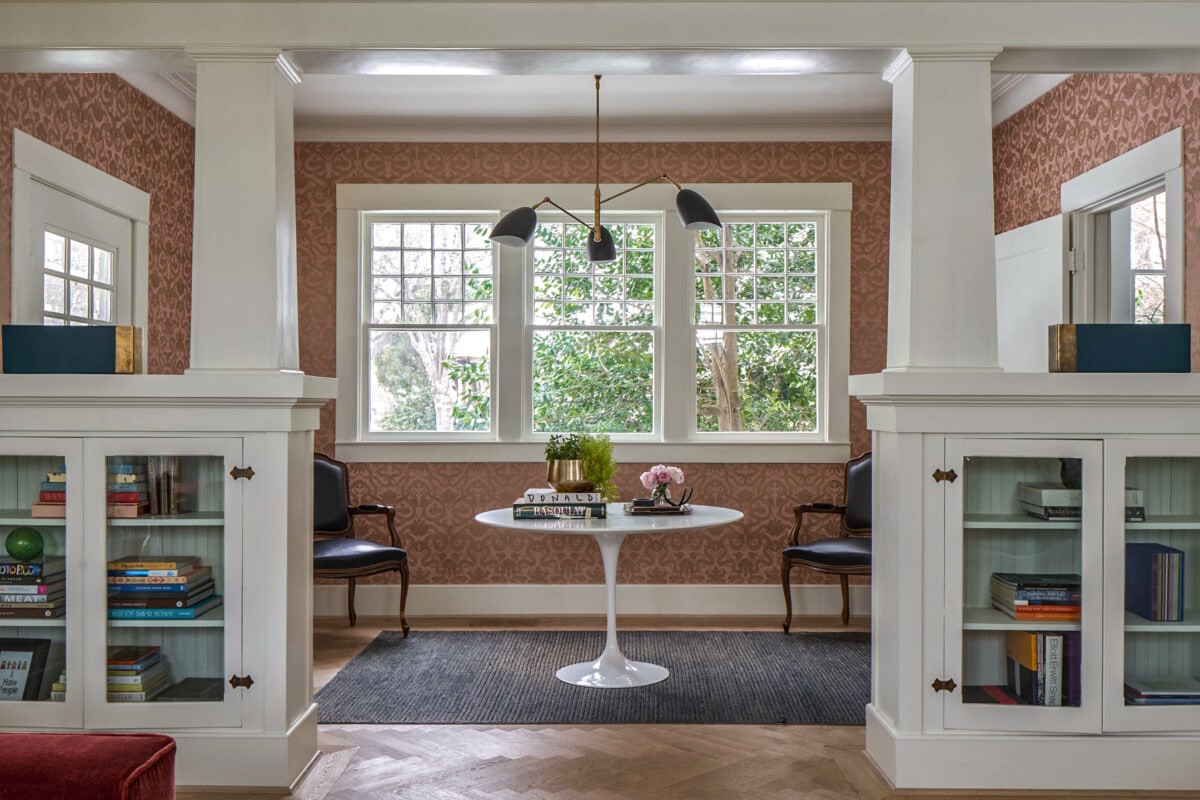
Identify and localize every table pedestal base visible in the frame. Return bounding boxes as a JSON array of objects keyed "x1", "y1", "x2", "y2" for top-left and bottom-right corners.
[{"x1": 556, "y1": 651, "x2": 669, "y2": 688}]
